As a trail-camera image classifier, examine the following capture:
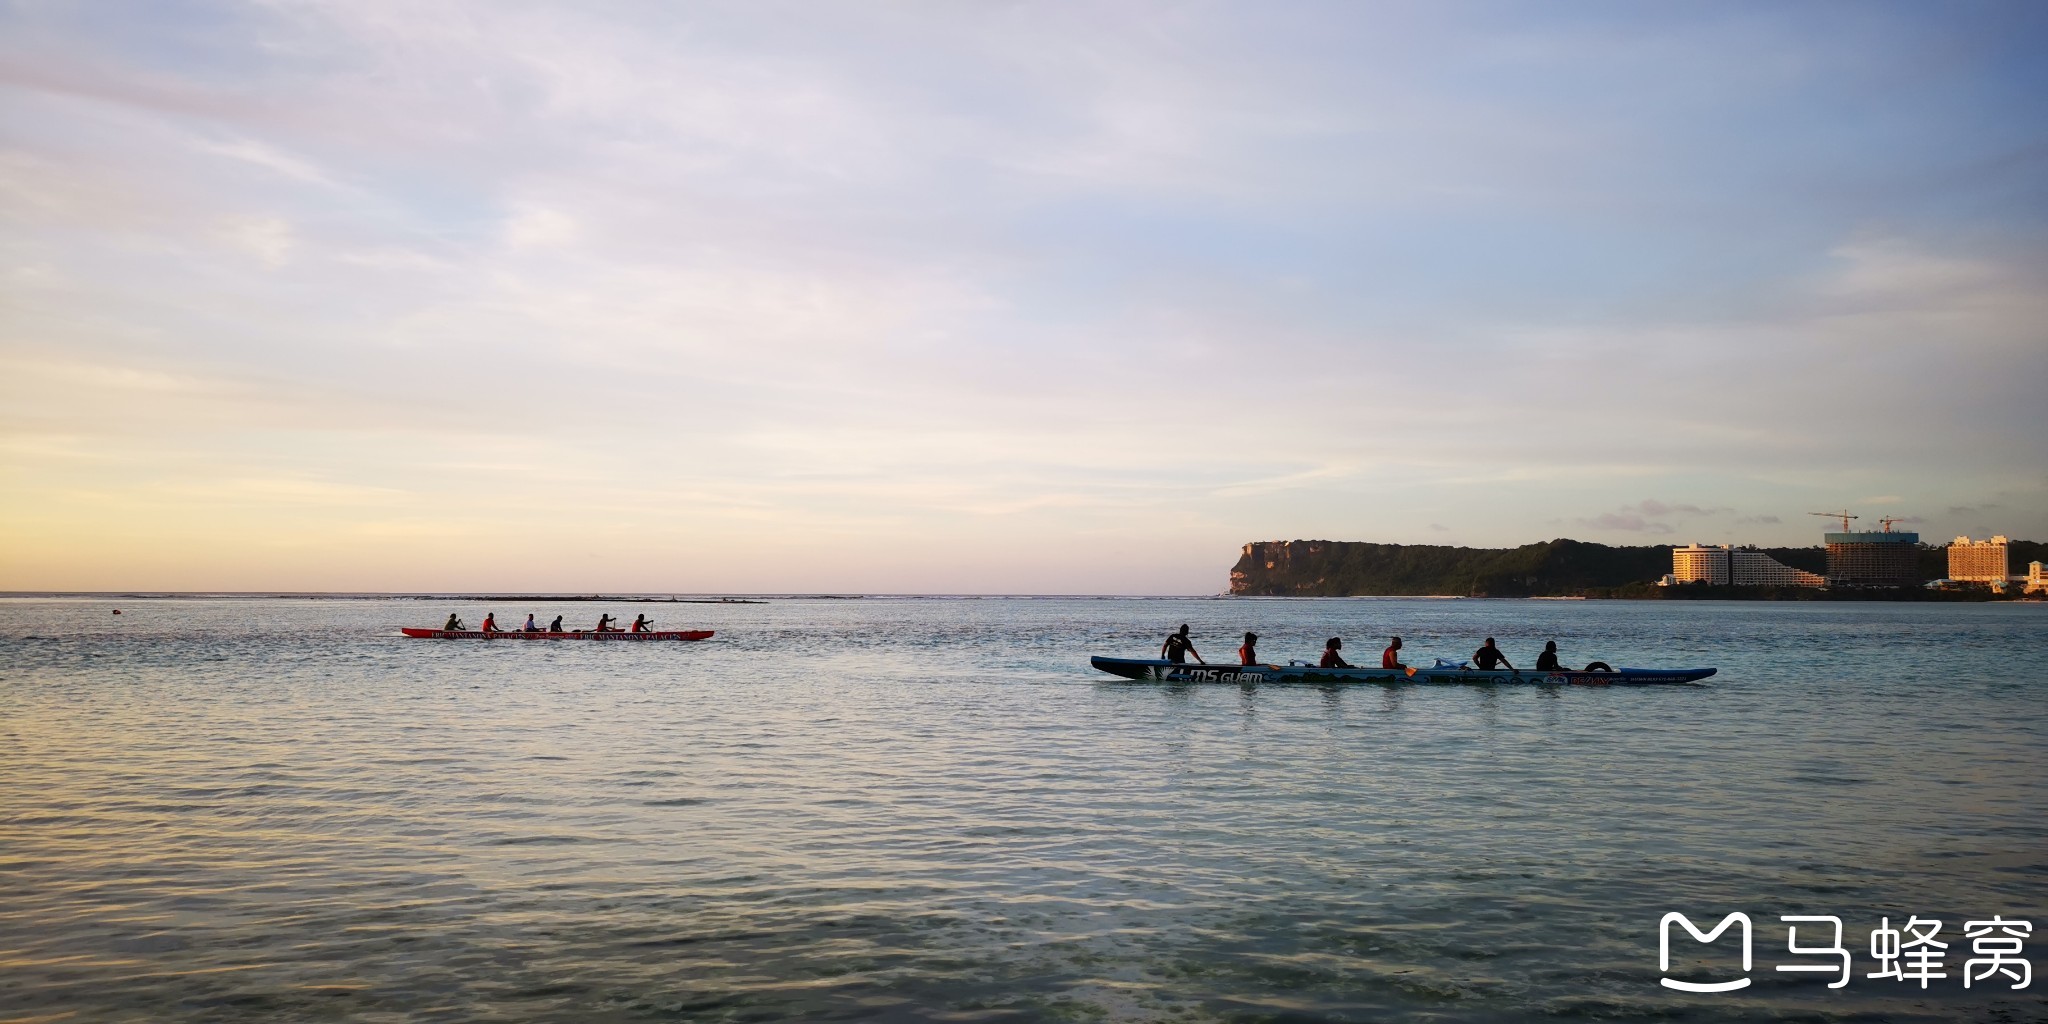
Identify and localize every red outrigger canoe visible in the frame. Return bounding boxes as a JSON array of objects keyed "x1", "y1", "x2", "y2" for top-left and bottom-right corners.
[{"x1": 401, "y1": 628, "x2": 714, "y2": 642}]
